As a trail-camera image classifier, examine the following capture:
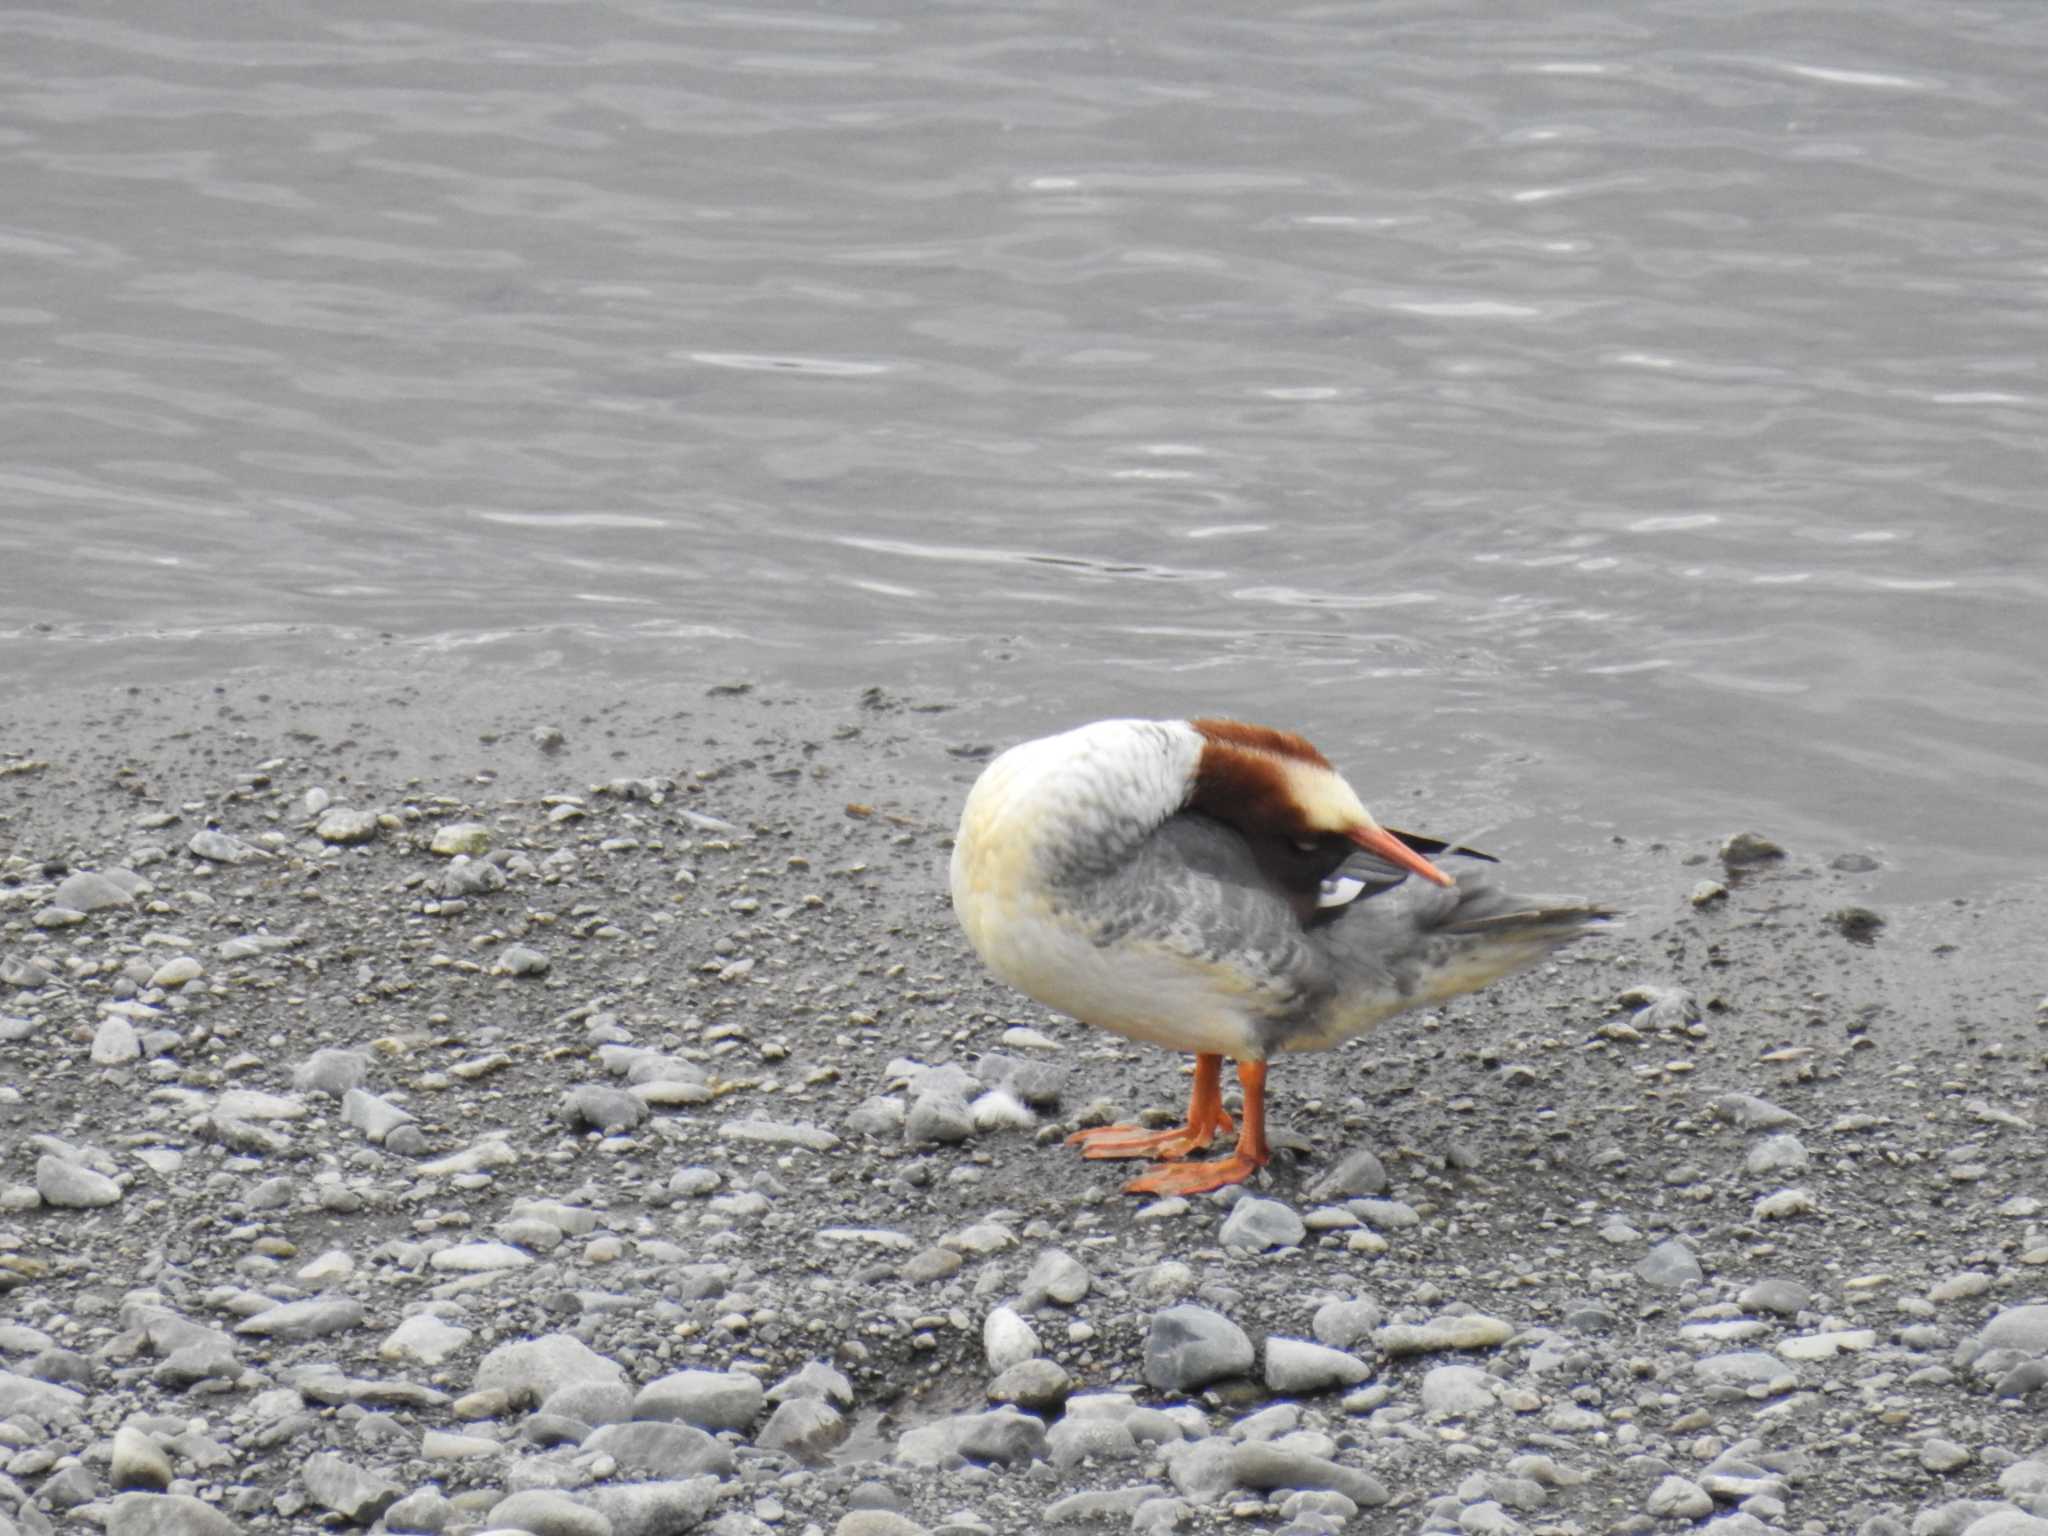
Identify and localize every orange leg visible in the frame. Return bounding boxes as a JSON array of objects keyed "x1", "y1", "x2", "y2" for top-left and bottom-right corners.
[
  {"x1": 1066, "y1": 1053, "x2": 1235, "y2": 1162},
  {"x1": 1124, "y1": 1060, "x2": 1271, "y2": 1196}
]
